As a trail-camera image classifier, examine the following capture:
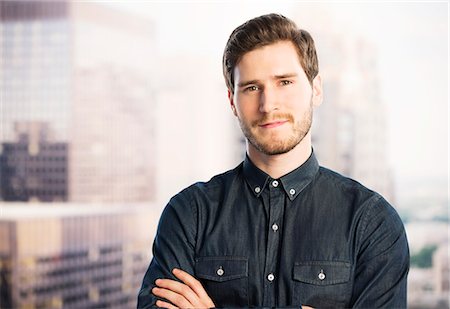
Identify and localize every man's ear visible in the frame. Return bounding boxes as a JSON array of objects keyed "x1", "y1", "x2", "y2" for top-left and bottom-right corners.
[
  {"x1": 311, "y1": 74, "x2": 323, "y2": 107},
  {"x1": 228, "y1": 89, "x2": 238, "y2": 117}
]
